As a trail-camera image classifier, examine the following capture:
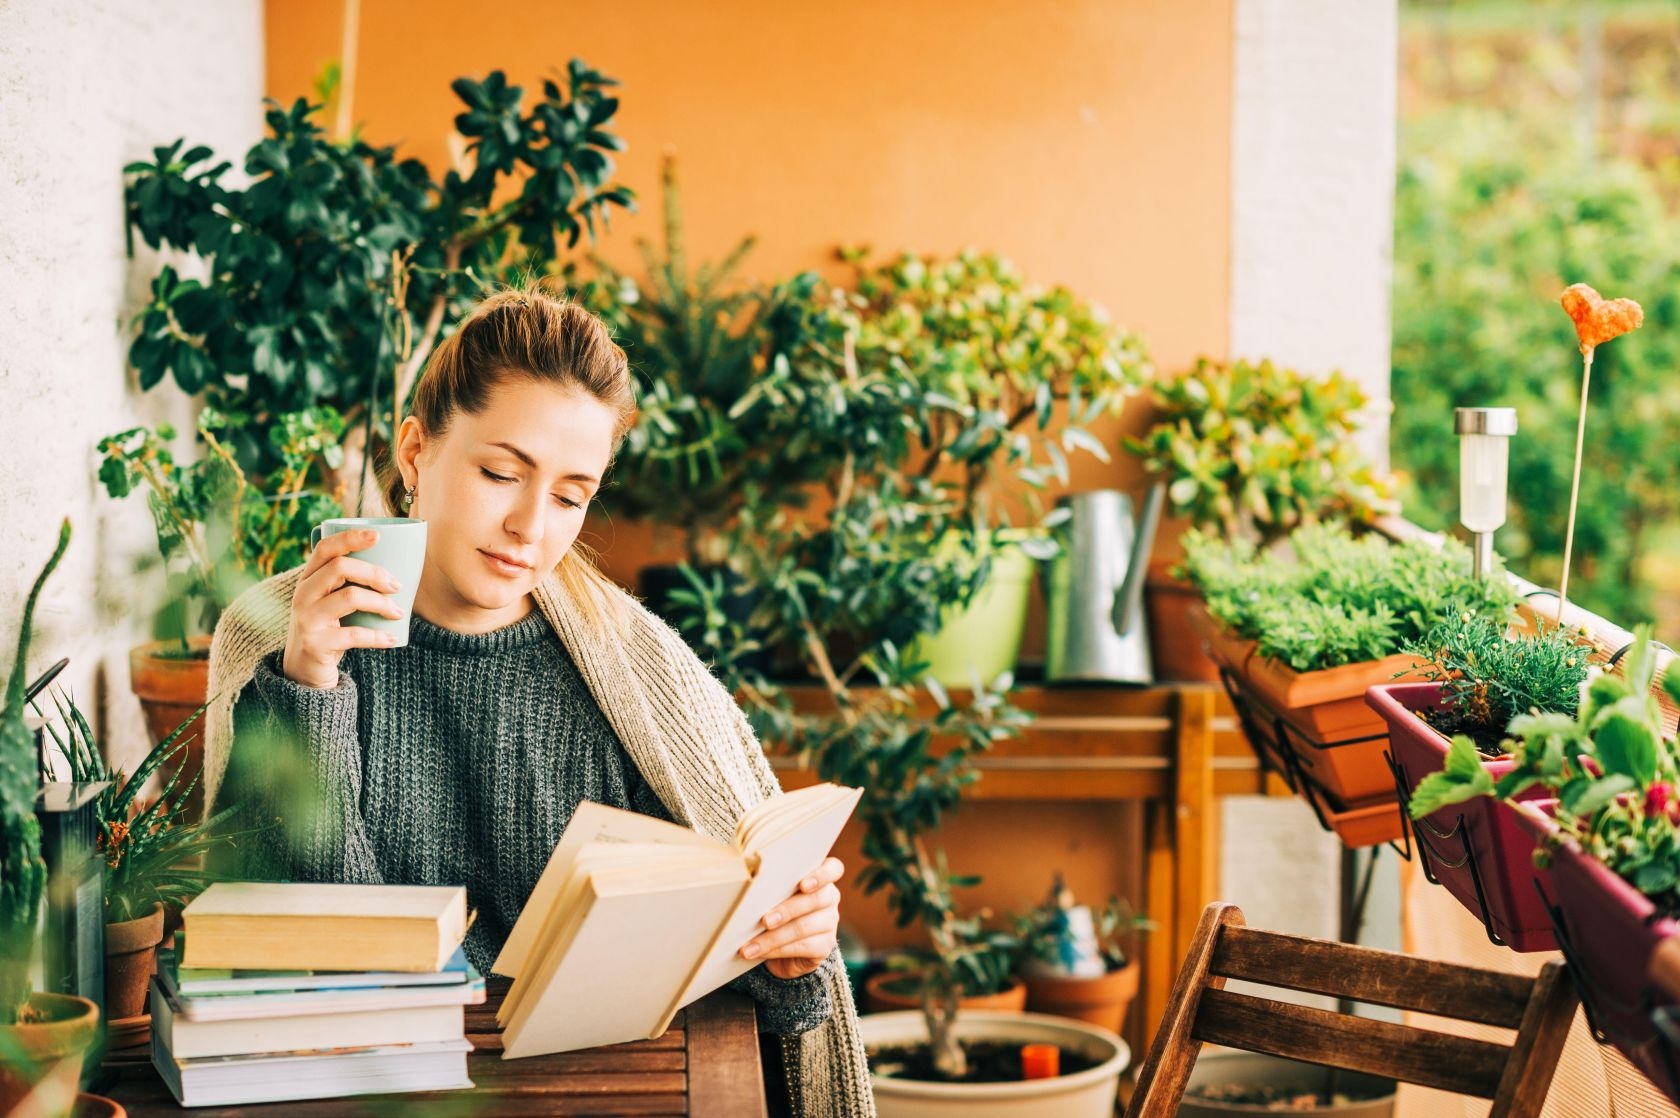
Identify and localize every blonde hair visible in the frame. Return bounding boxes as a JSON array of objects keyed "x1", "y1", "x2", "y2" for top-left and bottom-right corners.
[{"x1": 384, "y1": 285, "x2": 637, "y2": 627}]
